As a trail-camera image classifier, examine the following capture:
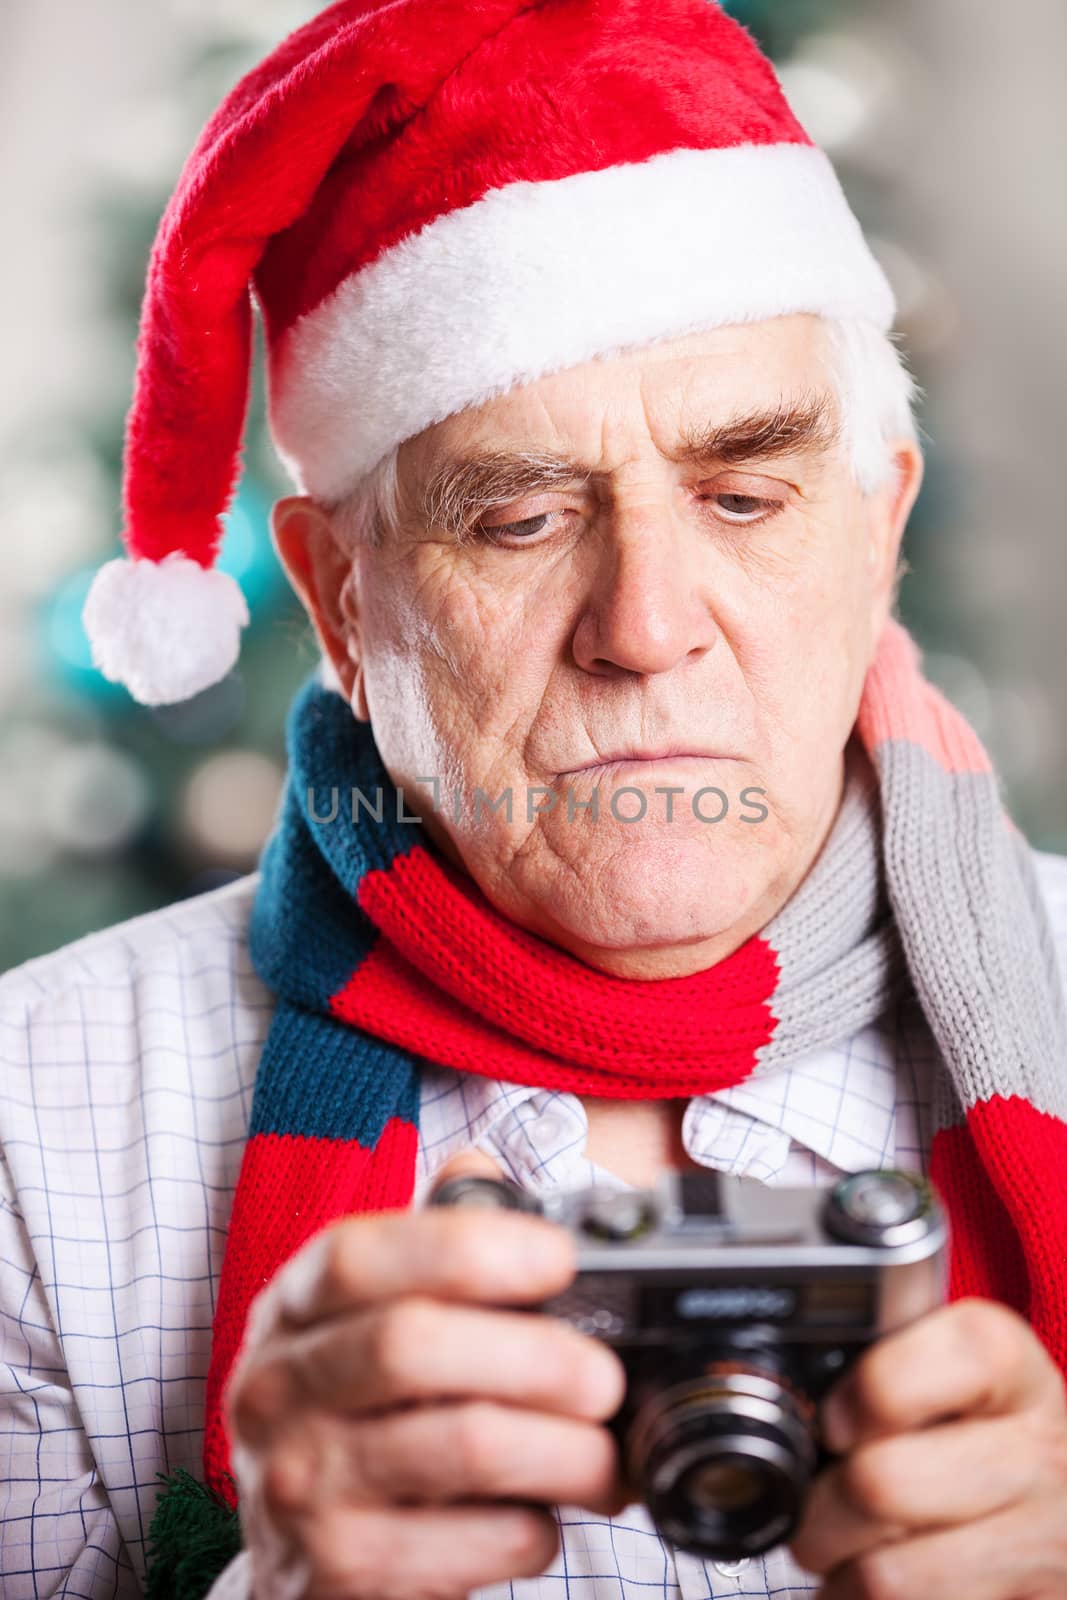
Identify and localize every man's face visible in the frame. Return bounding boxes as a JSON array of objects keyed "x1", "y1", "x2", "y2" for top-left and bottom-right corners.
[{"x1": 277, "y1": 314, "x2": 921, "y2": 978}]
